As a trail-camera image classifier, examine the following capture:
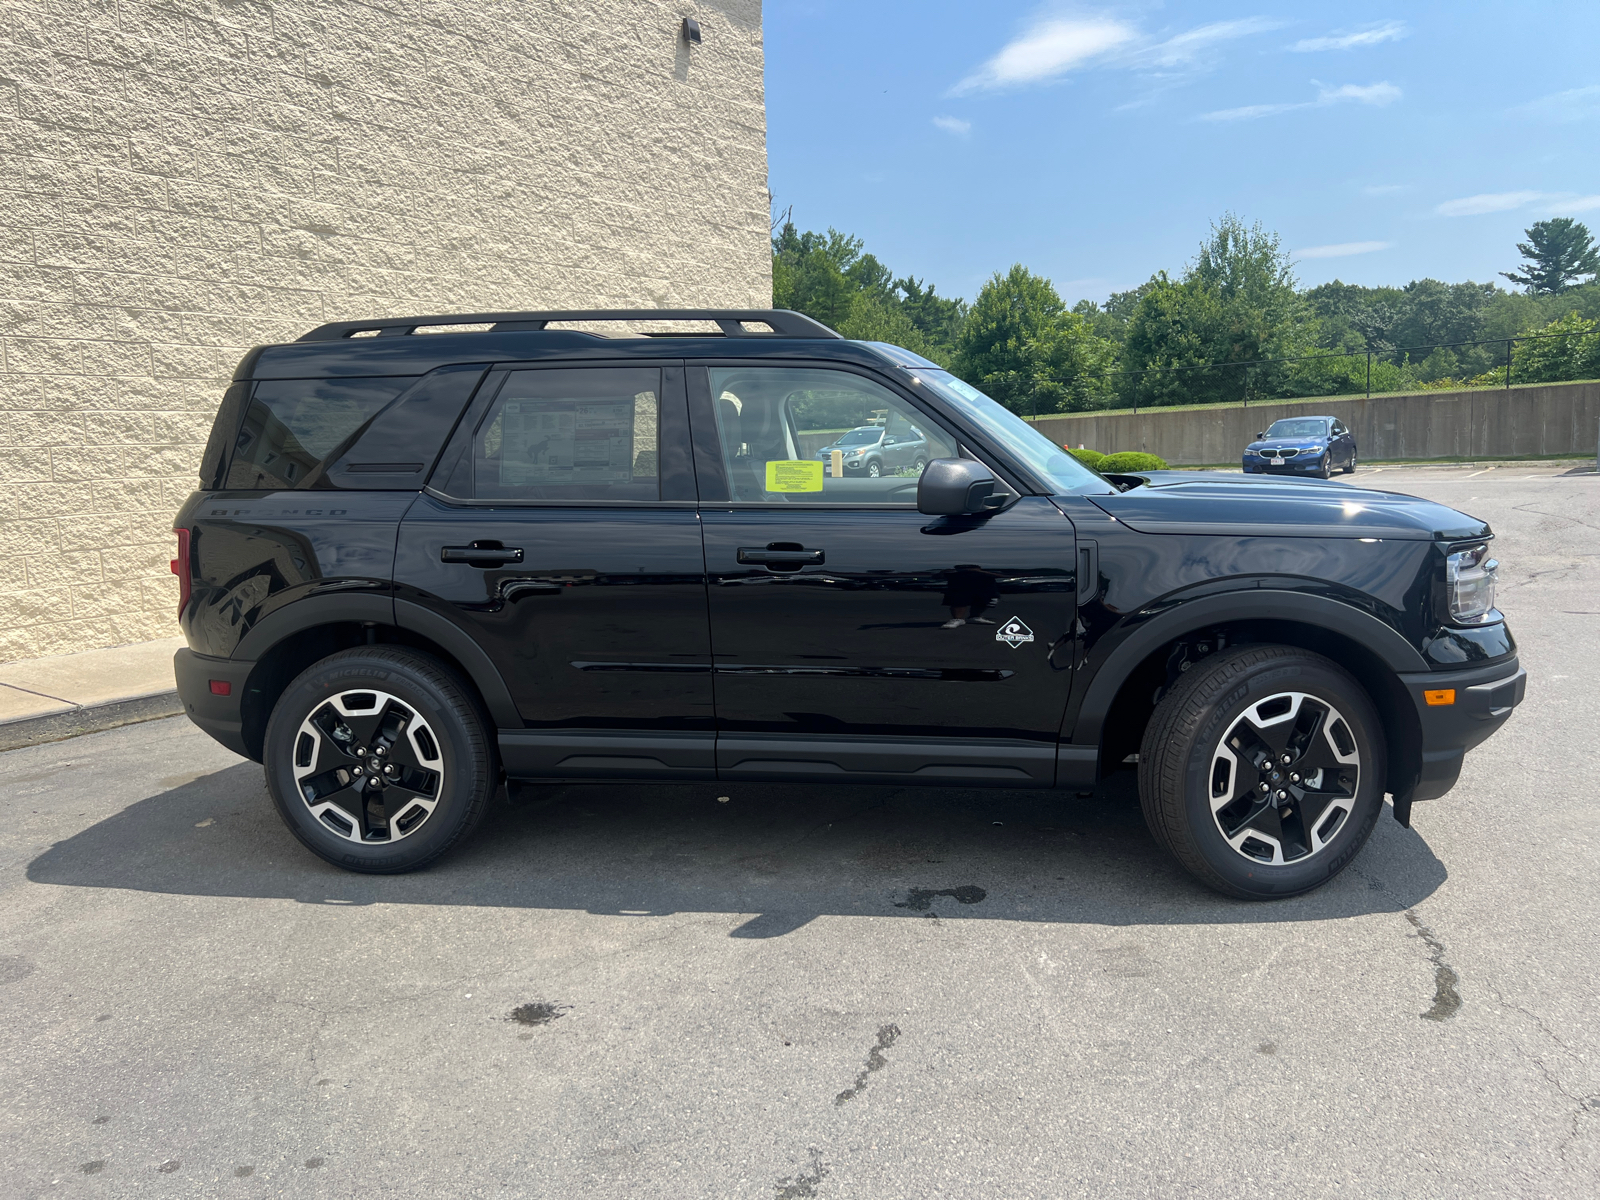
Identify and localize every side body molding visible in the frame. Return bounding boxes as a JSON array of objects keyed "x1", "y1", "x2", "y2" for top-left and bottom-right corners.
[{"x1": 1065, "y1": 588, "x2": 1430, "y2": 762}]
